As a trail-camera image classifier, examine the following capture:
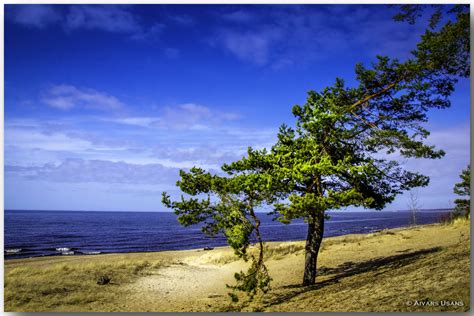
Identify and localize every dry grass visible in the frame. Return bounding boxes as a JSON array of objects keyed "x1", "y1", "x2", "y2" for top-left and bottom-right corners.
[
  {"x1": 245, "y1": 221, "x2": 470, "y2": 312},
  {"x1": 264, "y1": 242, "x2": 306, "y2": 260},
  {"x1": 450, "y1": 215, "x2": 470, "y2": 226},
  {"x1": 4, "y1": 253, "x2": 171, "y2": 312},
  {"x1": 197, "y1": 241, "x2": 306, "y2": 265}
]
